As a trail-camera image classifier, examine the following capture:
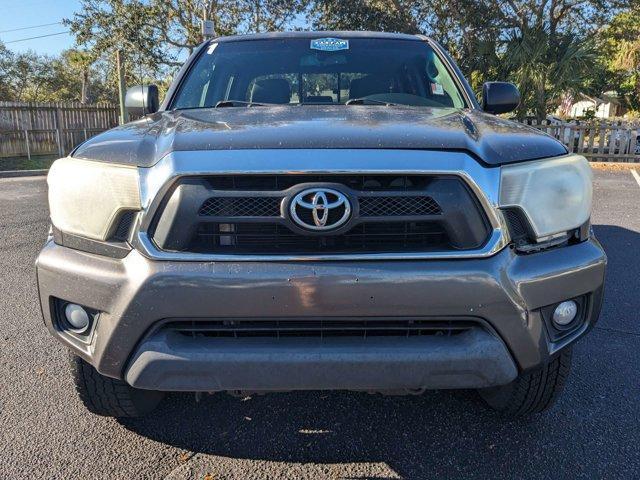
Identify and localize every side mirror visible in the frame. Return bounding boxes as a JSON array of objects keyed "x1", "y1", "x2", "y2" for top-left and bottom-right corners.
[
  {"x1": 482, "y1": 82, "x2": 520, "y2": 115},
  {"x1": 125, "y1": 85, "x2": 159, "y2": 116}
]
